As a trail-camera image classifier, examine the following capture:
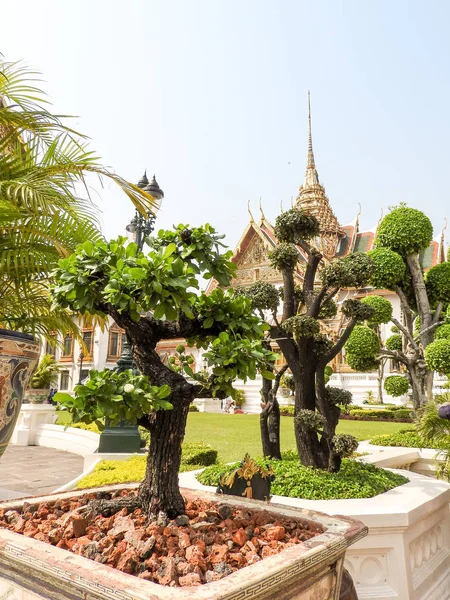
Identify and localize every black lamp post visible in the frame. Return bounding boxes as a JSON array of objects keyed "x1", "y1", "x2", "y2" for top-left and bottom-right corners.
[
  {"x1": 78, "y1": 351, "x2": 84, "y2": 384},
  {"x1": 98, "y1": 172, "x2": 164, "y2": 454}
]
